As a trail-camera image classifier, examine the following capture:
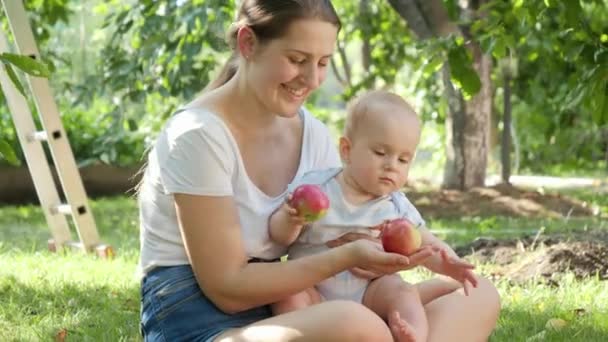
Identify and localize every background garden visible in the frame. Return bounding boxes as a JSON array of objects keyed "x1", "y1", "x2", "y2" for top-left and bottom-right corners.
[{"x1": 0, "y1": 0, "x2": 607, "y2": 340}]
